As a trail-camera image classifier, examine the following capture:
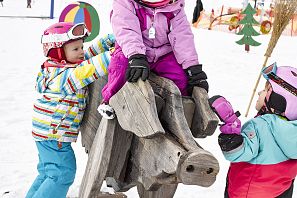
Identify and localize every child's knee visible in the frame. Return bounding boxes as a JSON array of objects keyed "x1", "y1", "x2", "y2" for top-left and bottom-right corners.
[
  {"x1": 175, "y1": 73, "x2": 188, "y2": 90},
  {"x1": 175, "y1": 75, "x2": 188, "y2": 96},
  {"x1": 108, "y1": 50, "x2": 128, "y2": 77},
  {"x1": 46, "y1": 163, "x2": 76, "y2": 185},
  {"x1": 59, "y1": 167, "x2": 76, "y2": 185}
]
